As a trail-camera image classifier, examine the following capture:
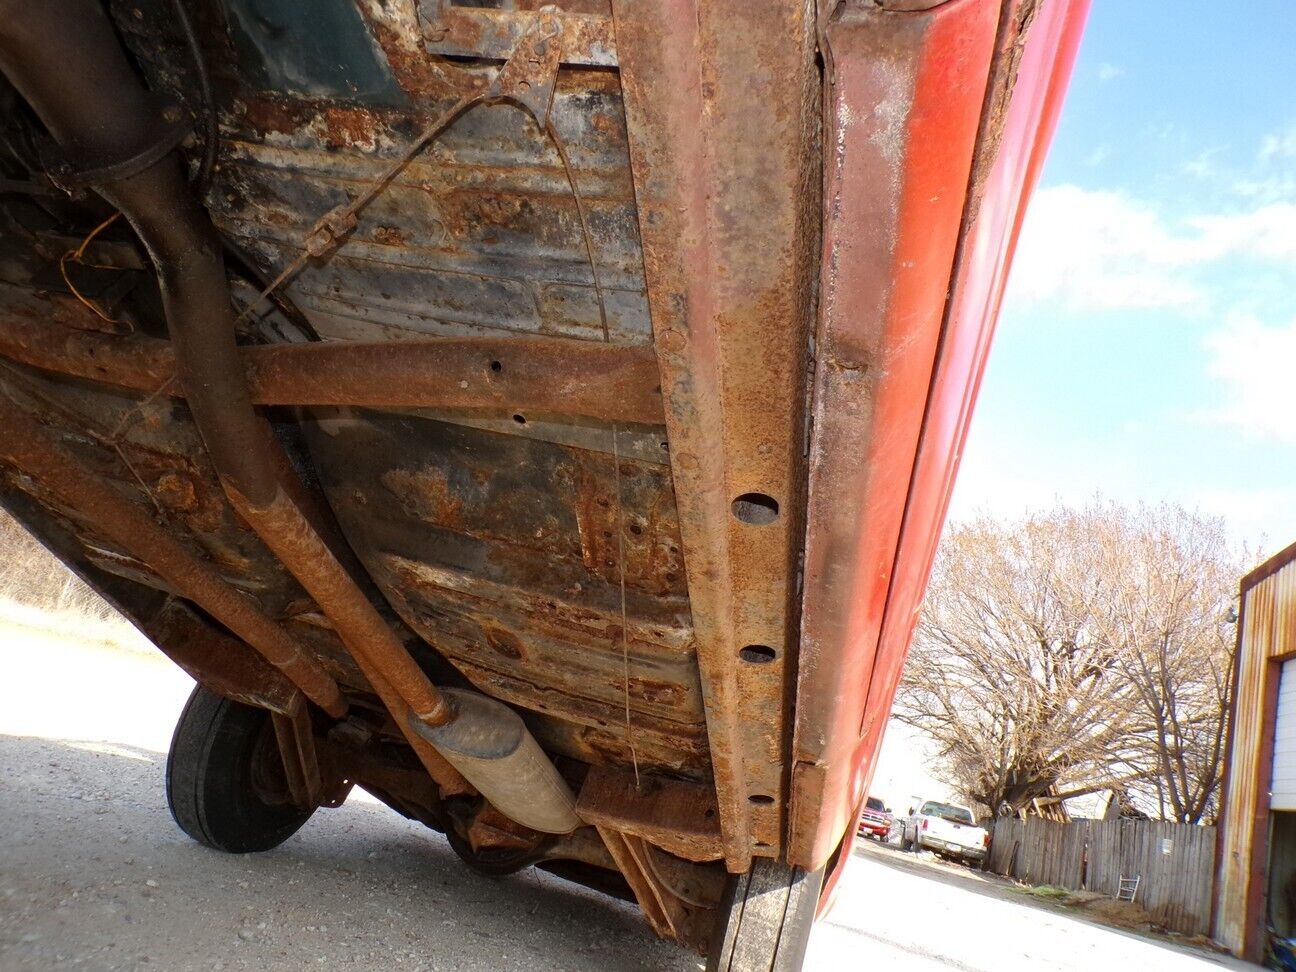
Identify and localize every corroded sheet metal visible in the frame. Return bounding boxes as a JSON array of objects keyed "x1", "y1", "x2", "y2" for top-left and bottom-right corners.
[
  {"x1": 1215, "y1": 546, "x2": 1296, "y2": 959},
  {"x1": 0, "y1": 389, "x2": 345, "y2": 717},
  {"x1": 416, "y1": 0, "x2": 618, "y2": 67},
  {"x1": 304, "y1": 408, "x2": 709, "y2": 779},
  {"x1": 578, "y1": 765, "x2": 723, "y2": 862},
  {"x1": 611, "y1": 0, "x2": 820, "y2": 868},
  {"x1": 789, "y1": 0, "x2": 1002, "y2": 870},
  {"x1": 103, "y1": 0, "x2": 698, "y2": 805},
  {"x1": 0, "y1": 289, "x2": 665, "y2": 425},
  {"x1": 0, "y1": 365, "x2": 378, "y2": 686},
  {"x1": 212, "y1": 73, "x2": 649, "y2": 348}
]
